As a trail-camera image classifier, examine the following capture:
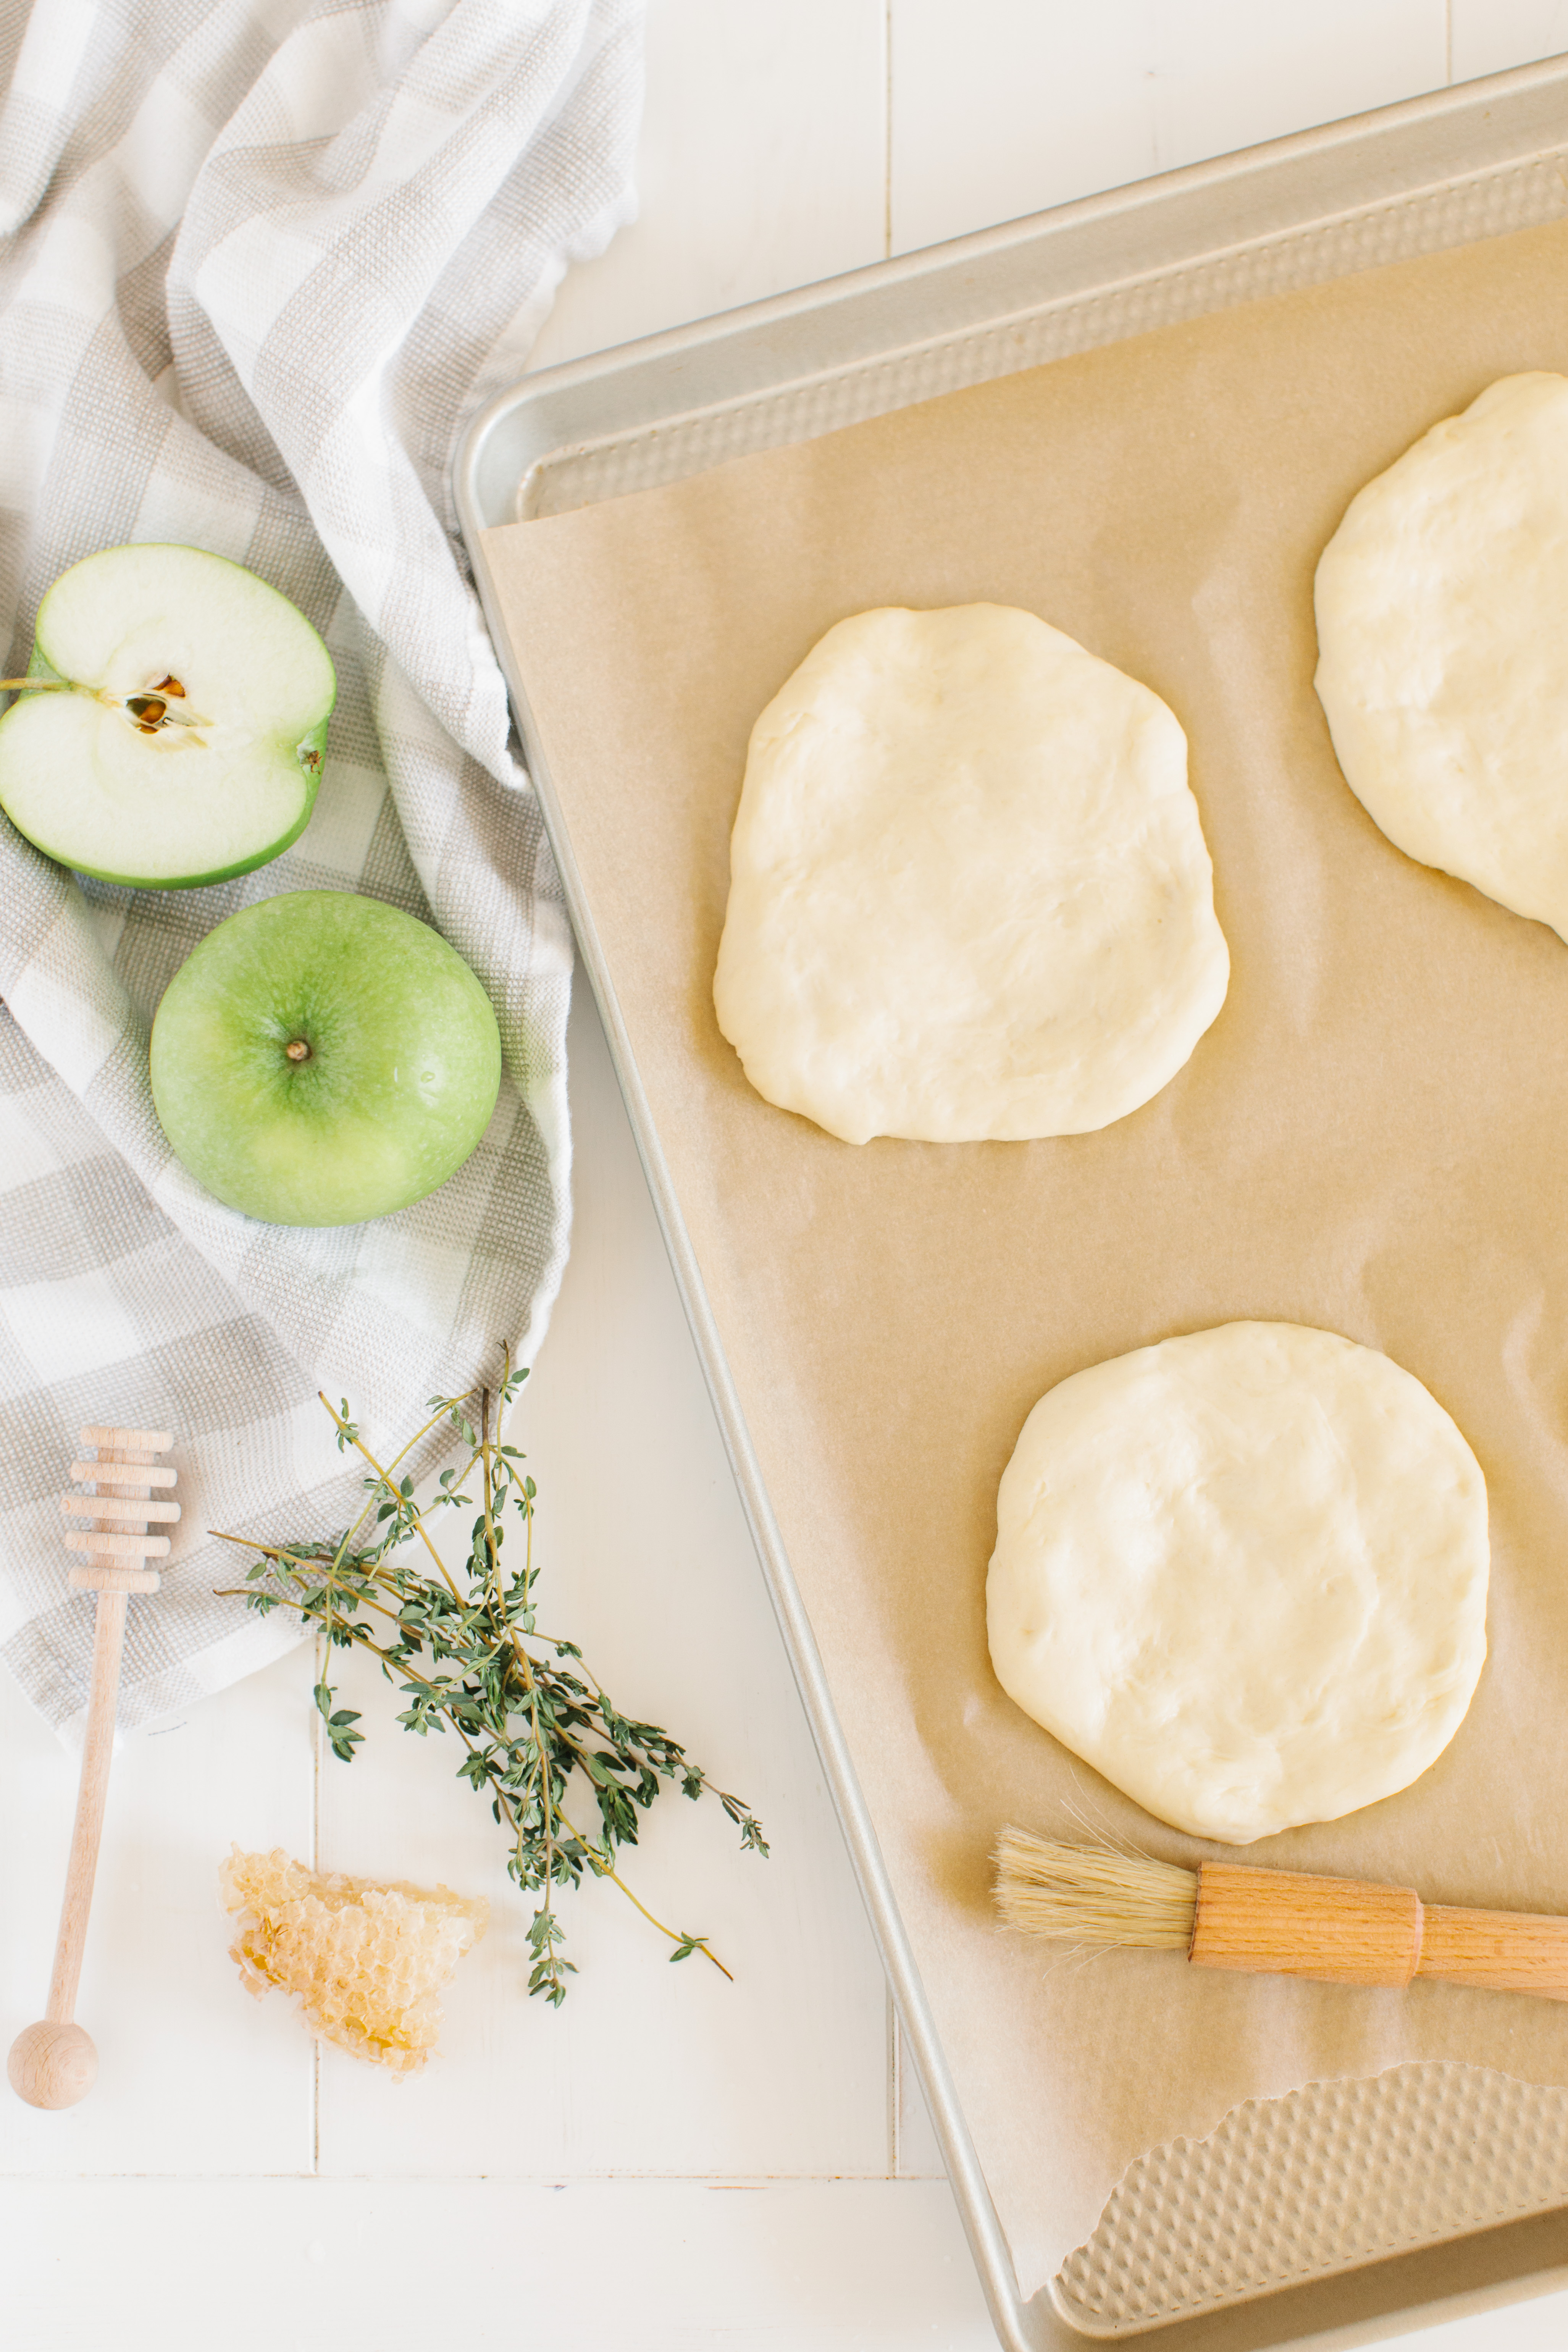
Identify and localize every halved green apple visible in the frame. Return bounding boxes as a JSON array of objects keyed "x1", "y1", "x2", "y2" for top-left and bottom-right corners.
[{"x1": 0, "y1": 543, "x2": 335, "y2": 889}]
